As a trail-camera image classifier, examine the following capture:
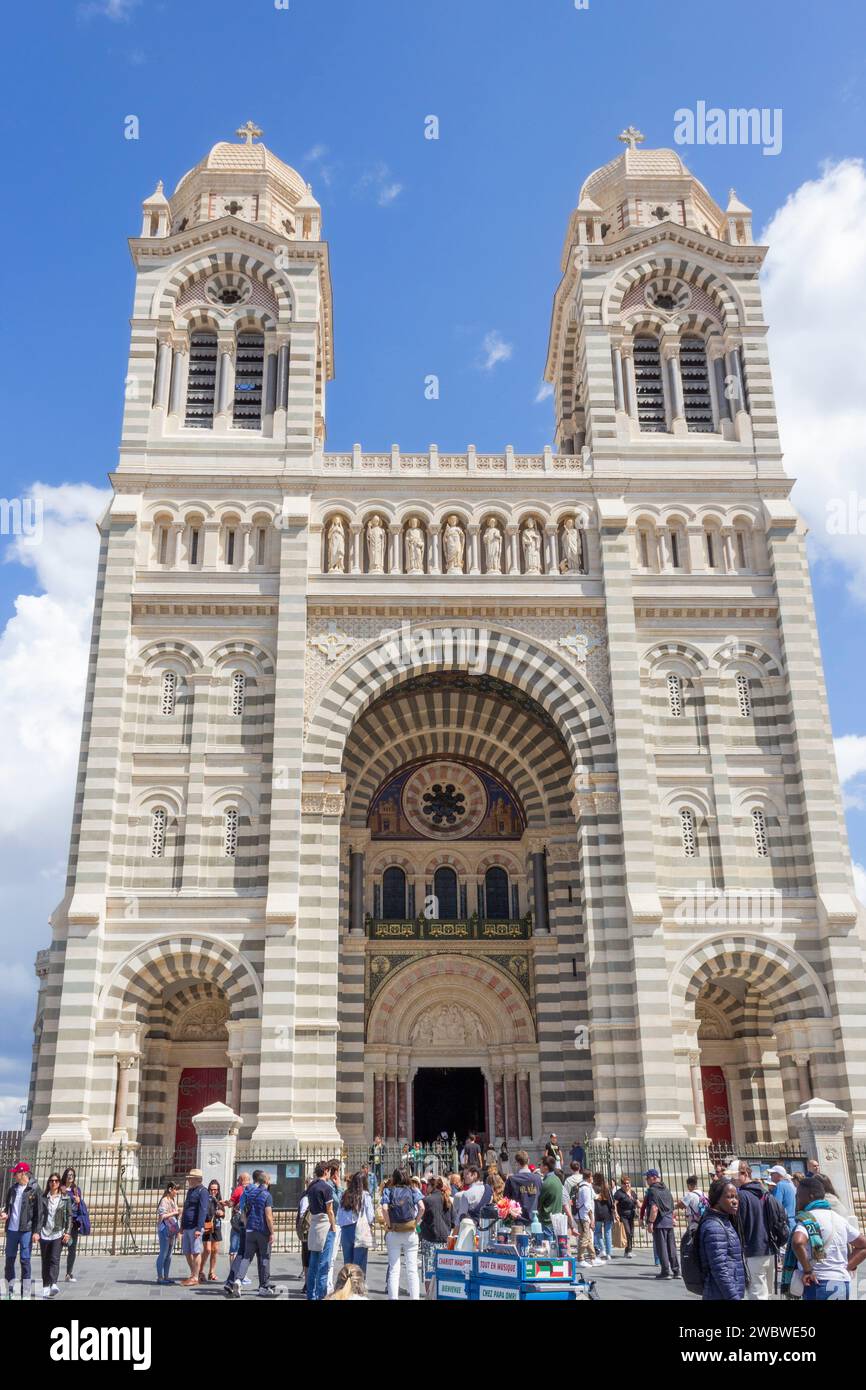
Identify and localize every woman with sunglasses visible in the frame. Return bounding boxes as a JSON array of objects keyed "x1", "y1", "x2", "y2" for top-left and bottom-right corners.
[{"x1": 37, "y1": 1173, "x2": 72, "y2": 1297}]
